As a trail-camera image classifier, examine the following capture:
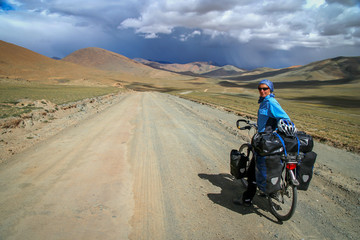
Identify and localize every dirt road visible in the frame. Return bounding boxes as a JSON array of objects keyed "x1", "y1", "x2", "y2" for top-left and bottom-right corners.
[{"x1": 0, "y1": 92, "x2": 359, "y2": 239}]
